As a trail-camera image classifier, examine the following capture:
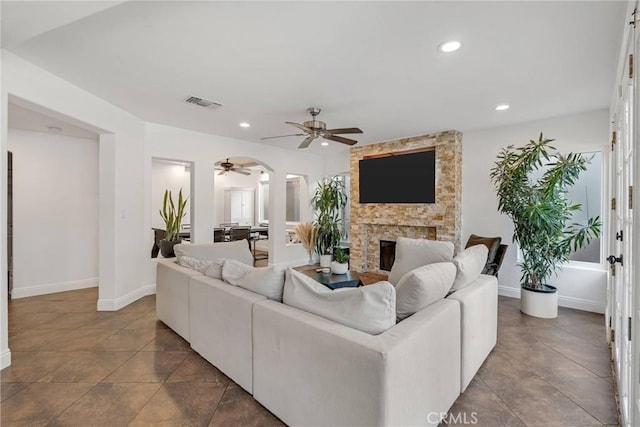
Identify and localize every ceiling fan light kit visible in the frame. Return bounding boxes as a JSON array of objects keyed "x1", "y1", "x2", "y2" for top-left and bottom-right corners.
[{"x1": 261, "y1": 107, "x2": 363, "y2": 149}]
